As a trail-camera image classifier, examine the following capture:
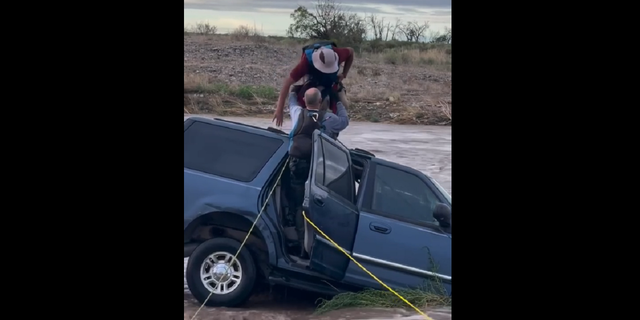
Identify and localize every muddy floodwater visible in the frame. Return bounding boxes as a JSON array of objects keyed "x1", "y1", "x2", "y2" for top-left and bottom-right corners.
[{"x1": 184, "y1": 115, "x2": 452, "y2": 320}]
